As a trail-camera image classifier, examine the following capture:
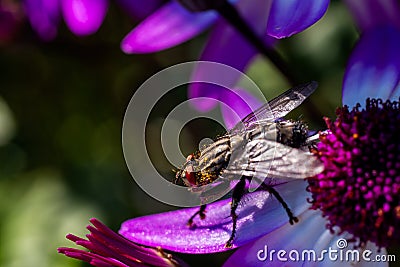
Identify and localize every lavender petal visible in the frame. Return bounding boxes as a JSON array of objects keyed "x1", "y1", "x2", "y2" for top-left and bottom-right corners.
[
  {"x1": 61, "y1": 0, "x2": 108, "y2": 36},
  {"x1": 121, "y1": 1, "x2": 217, "y2": 54},
  {"x1": 119, "y1": 180, "x2": 310, "y2": 253},
  {"x1": 24, "y1": 0, "x2": 60, "y2": 40},
  {"x1": 267, "y1": 0, "x2": 329, "y2": 39}
]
